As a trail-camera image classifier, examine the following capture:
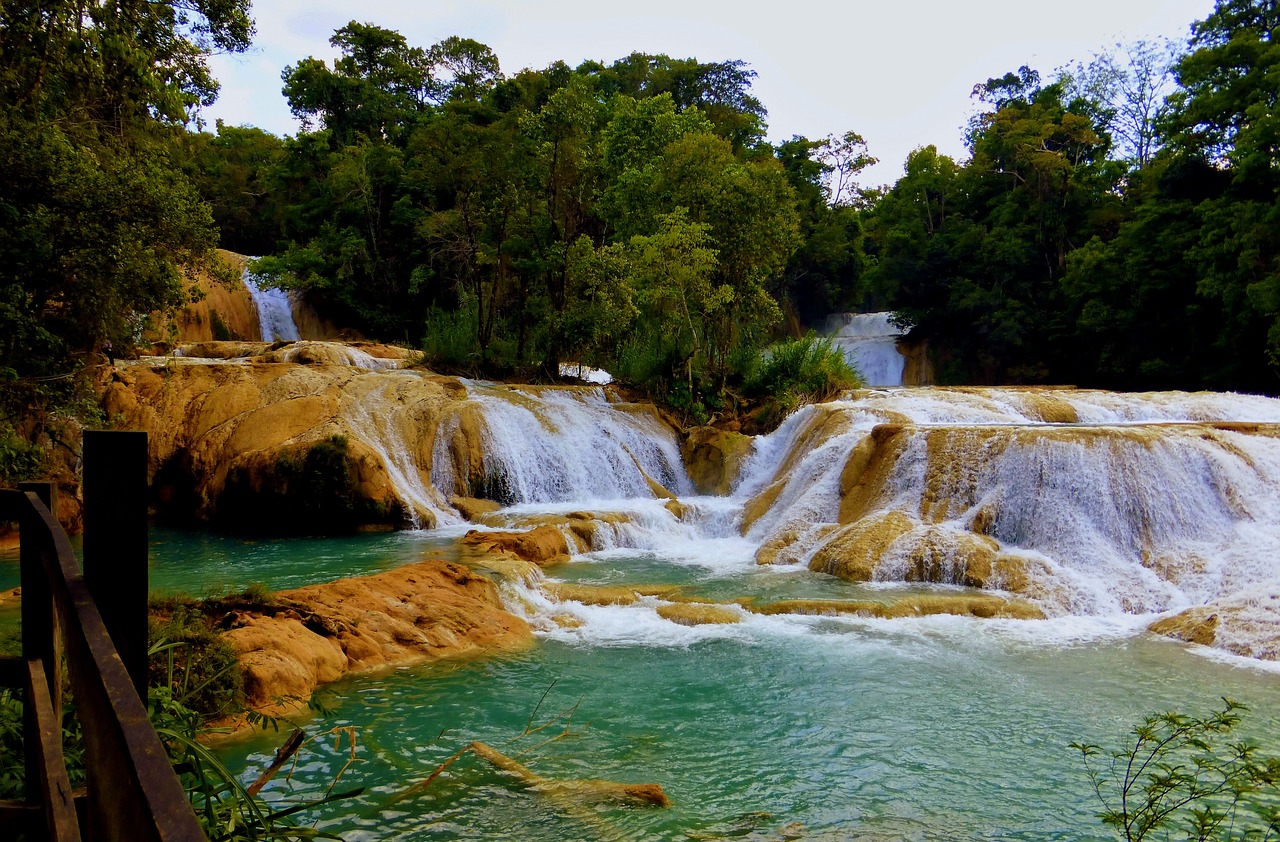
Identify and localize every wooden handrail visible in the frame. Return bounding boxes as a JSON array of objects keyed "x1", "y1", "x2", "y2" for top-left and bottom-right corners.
[{"x1": 1, "y1": 448, "x2": 206, "y2": 840}]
